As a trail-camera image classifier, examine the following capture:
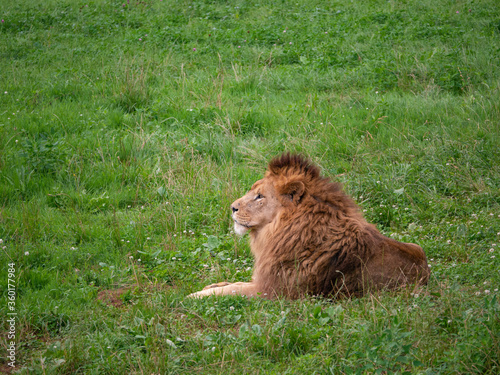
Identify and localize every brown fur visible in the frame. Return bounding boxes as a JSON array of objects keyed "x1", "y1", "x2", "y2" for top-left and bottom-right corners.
[{"x1": 188, "y1": 153, "x2": 430, "y2": 299}]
